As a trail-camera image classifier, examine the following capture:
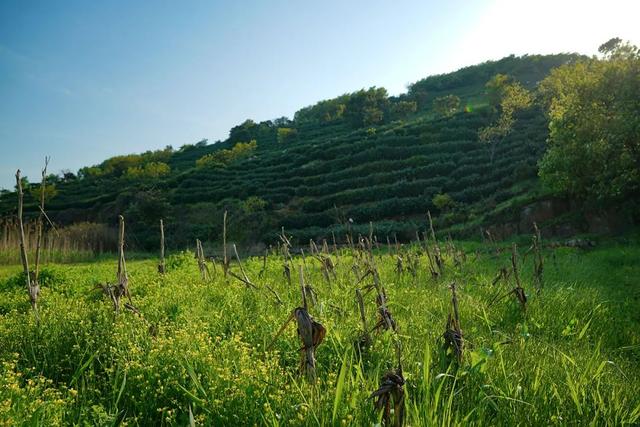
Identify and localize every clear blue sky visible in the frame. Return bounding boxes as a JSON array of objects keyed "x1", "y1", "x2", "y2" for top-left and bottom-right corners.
[{"x1": 1, "y1": 0, "x2": 638, "y2": 189}]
